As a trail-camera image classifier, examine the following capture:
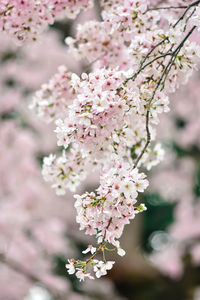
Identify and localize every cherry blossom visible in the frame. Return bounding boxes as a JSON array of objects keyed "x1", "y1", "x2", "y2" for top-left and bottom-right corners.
[
  {"x1": 191, "y1": 6, "x2": 200, "y2": 30},
  {"x1": 31, "y1": 65, "x2": 75, "y2": 123},
  {"x1": 0, "y1": 0, "x2": 93, "y2": 43},
  {"x1": 0, "y1": 27, "x2": 124, "y2": 298},
  {"x1": 82, "y1": 245, "x2": 97, "y2": 255},
  {"x1": 2, "y1": 0, "x2": 200, "y2": 284},
  {"x1": 93, "y1": 261, "x2": 115, "y2": 278},
  {"x1": 33, "y1": 0, "x2": 200, "y2": 281}
]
